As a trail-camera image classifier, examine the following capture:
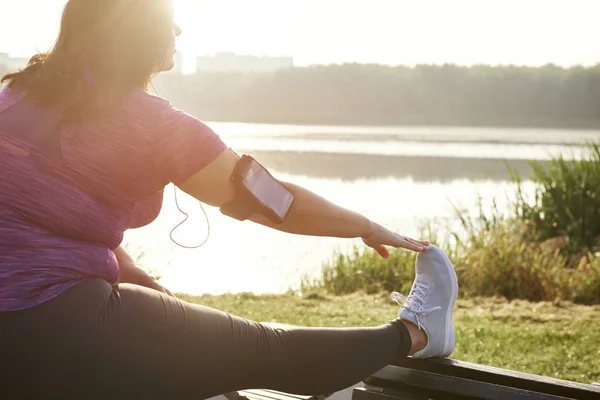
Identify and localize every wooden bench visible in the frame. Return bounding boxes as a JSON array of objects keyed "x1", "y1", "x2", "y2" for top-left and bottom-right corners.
[
  {"x1": 353, "y1": 358, "x2": 600, "y2": 400},
  {"x1": 224, "y1": 358, "x2": 599, "y2": 400}
]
